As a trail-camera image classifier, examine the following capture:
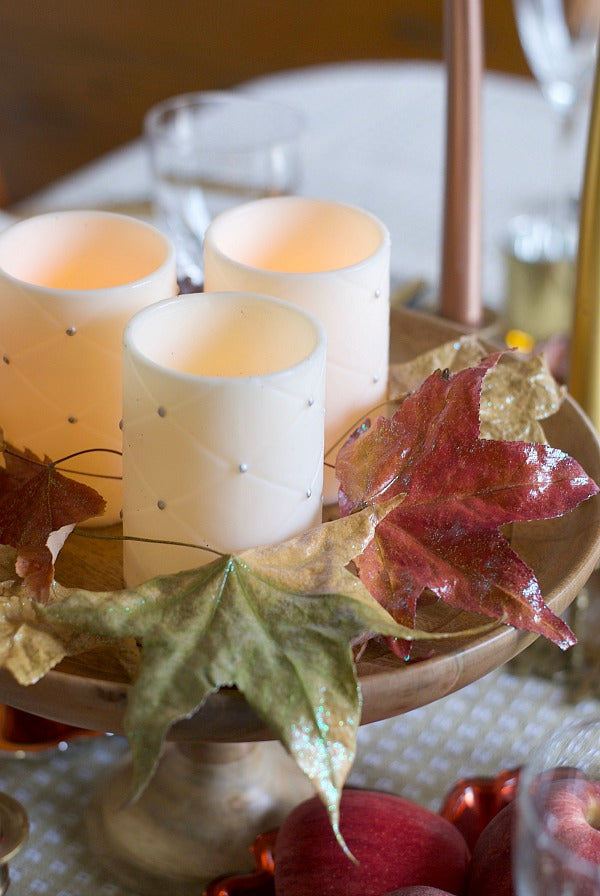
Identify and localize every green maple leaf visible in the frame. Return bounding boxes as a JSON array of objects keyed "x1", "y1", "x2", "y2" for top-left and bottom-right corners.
[{"x1": 46, "y1": 504, "x2": 478, "y2": 844}]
